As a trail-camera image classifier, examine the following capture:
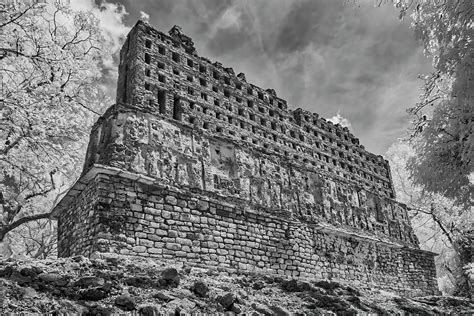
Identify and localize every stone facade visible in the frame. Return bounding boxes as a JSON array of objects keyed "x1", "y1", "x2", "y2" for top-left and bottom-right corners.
[{"x1": 53, "y1": 21, "x2": 438, "y2": 296}]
